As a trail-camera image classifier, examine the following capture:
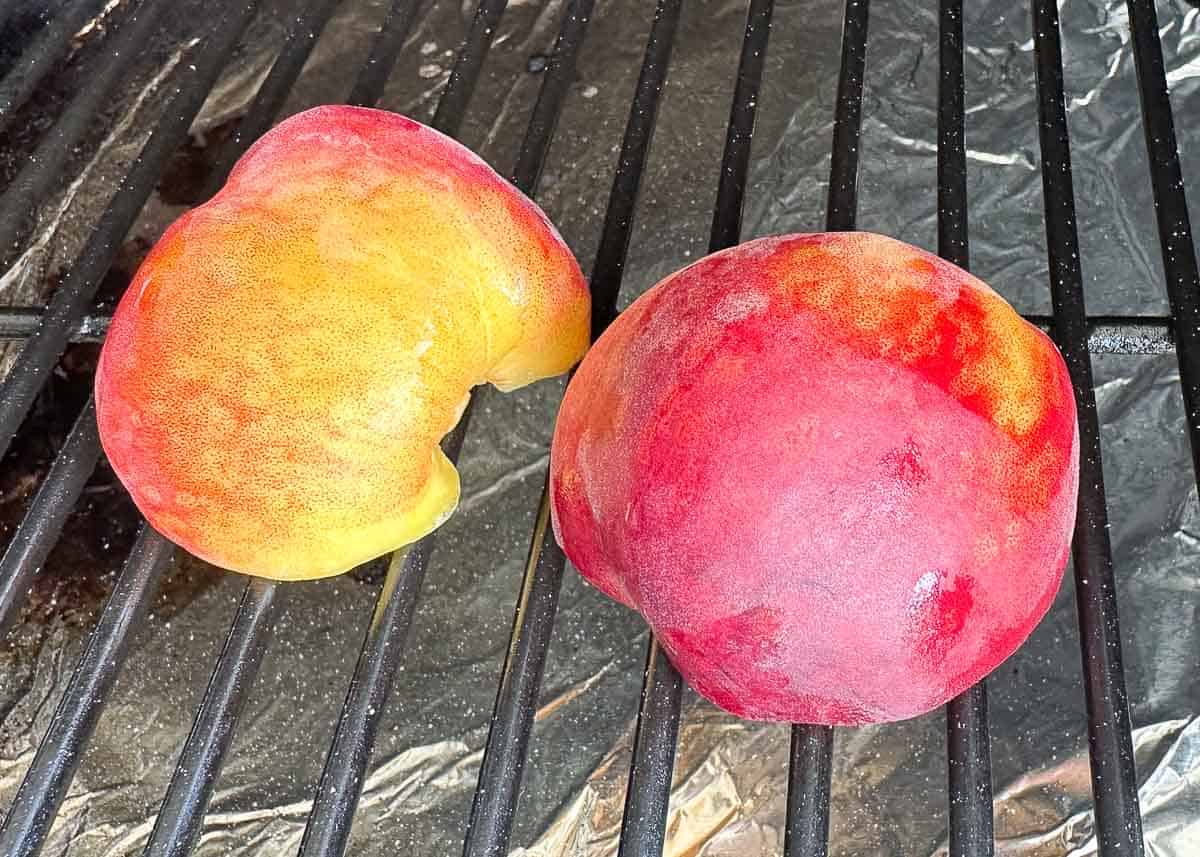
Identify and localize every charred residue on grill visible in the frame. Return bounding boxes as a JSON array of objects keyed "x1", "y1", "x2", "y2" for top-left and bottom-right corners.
[
  {"x1": 156, "y1": 115, "x2": 243, "y2": 206},
  {"x1": 0, "y1": 6, "x2": 52, "y2": 79},
  {"x1": 0, "y1": 0, "x2": 121, "y2": 159},
  {"x1": 0, "y1": 245, "x2": 222, "y2": 641}
]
